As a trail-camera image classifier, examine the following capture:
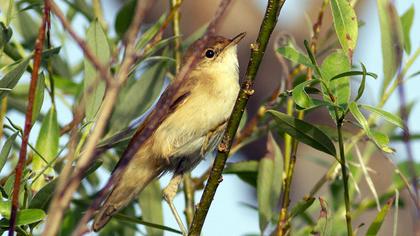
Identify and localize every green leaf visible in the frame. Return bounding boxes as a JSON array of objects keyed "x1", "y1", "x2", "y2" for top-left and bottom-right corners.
[
  {"x1": 115, "y1": 0, "x2": 136, "y2": 38},
  {"x1": 366, "y1": 197, "x2": 395, "y2": 235},
  {"x1": 108, "y1": 61, "x2": 167, "y2": 135},
  {"x1": 348, "y1": 102, "x2": 393, "y2": 153},
  {"x1": 330, "y1": 0, "x2": 358, "y2": 60},
  {"x1": 0, "y1": 208, "x2": 46, "y2": 226},
  {"x1": 84, "y1": 20, "x2": 110, "y2": 121},
  {"x1": 138, "y1": 180, "x2": 164, "y2": 236},
  {"x1": 321, "y1": 50, "x2": 351, "y2": 116},
  {"x1": 277, "y1": 45, "x2": 313, "y2": 68},
  {"x1": 31, "y1": 106, "x2": 60, "y2": 192},
  {"x1": 303, "y1": 40, "x2": 323, "y2": 77},
  {"x1": 360, "y1": 105, "x2": 404, "y2": 129},
  {"x1": 292, "y1": 79, "x2": 332, "y2": 110},
  {"x1": 113, "y1": 213, "x2": 182, "y2": 235},
  {"x1": 224, "y1": 160, "x2": 258, "y2": 187},
  {"x1": 0, "y1": 58, "x2": 30, "y2": 99},
  {"x1": 0, "y1": 132, "x2": 18, "y2": 174},
  {"x1": 268, "y1": 110, "x2": 336, "y2": 157},
  {"x1": 32, "y1": 73, "x2": 45, "y2": 123},
  {"x1": 377, "y1": 0, "x2": 404, "y2": 95},
  {"x1": 257, "y1": 133, "x2": 282, "y2": 232},
  {"x1": 400, "y1": 5, "x2": 414, "y2": 54},
  {"x1": 136, "y1": 14, "x2": 167, "y2": 50},
  {"x1": 257, "y1": 156, "x2": 272, "y2": 231}
]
